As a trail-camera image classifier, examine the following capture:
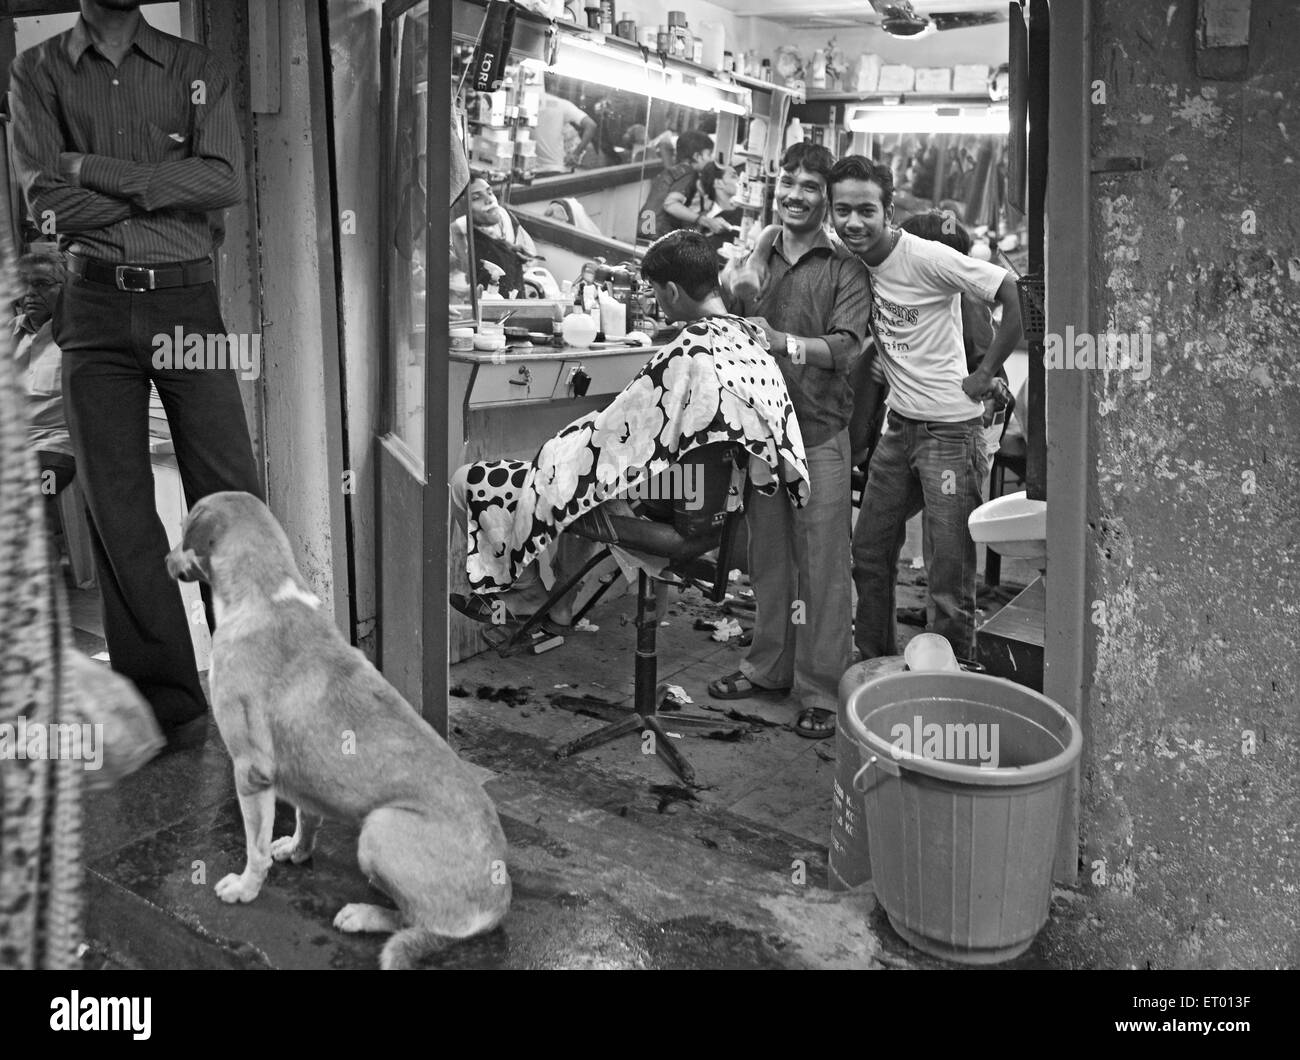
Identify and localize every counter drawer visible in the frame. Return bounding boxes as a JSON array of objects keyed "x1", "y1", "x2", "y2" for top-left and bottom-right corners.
[
  {"x1": 551, "y1": 350, "x2": 649, "y2": 401},
  {"x1": 467, "y1": 359, "x2": 564, "y2": 407}
]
